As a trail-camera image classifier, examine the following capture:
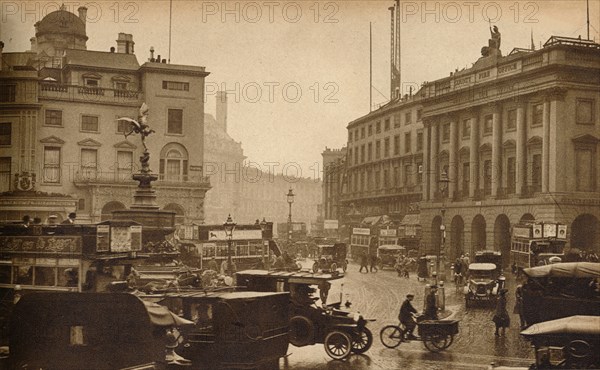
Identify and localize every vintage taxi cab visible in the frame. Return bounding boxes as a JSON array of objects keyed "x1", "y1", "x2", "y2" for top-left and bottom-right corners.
[{"x1": 464, "y1": 263, "x2": 502, "y2": 308}]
